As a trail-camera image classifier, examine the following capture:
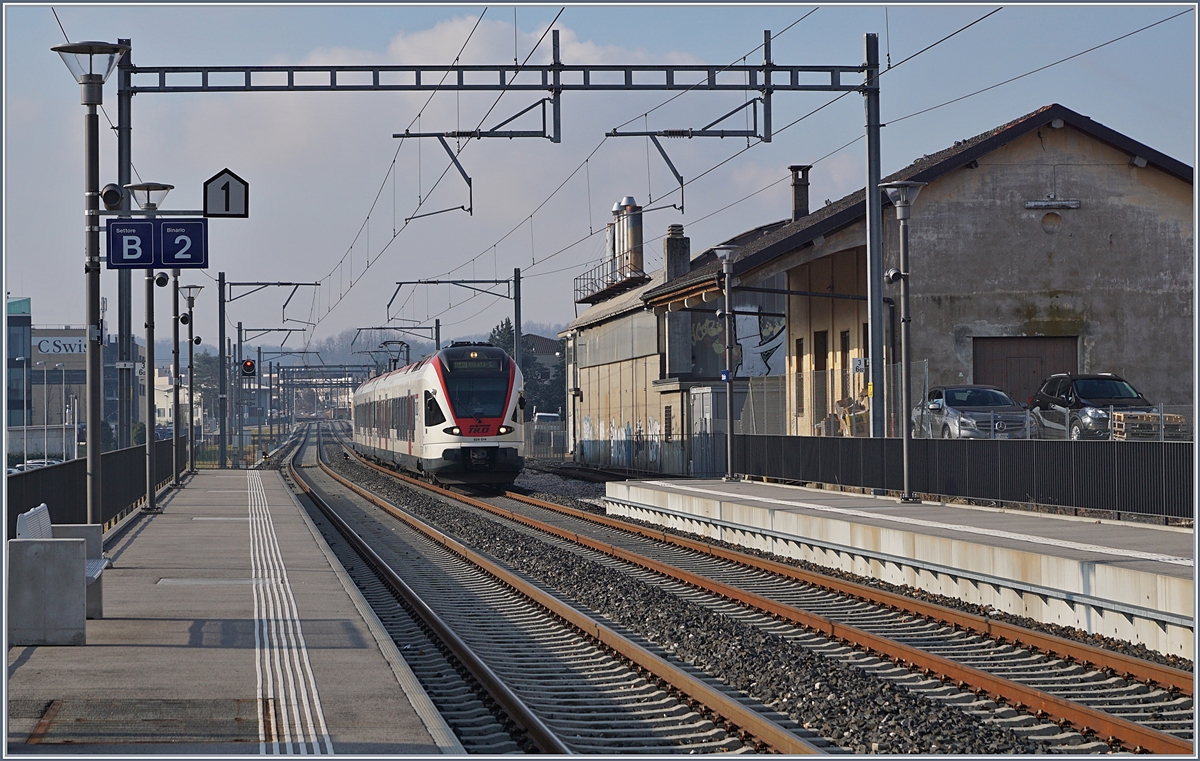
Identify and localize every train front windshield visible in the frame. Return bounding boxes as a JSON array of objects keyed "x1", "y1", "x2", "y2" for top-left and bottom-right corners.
[{"x1": 446, "y1": 375, "x2": 510, "y2": 419}]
